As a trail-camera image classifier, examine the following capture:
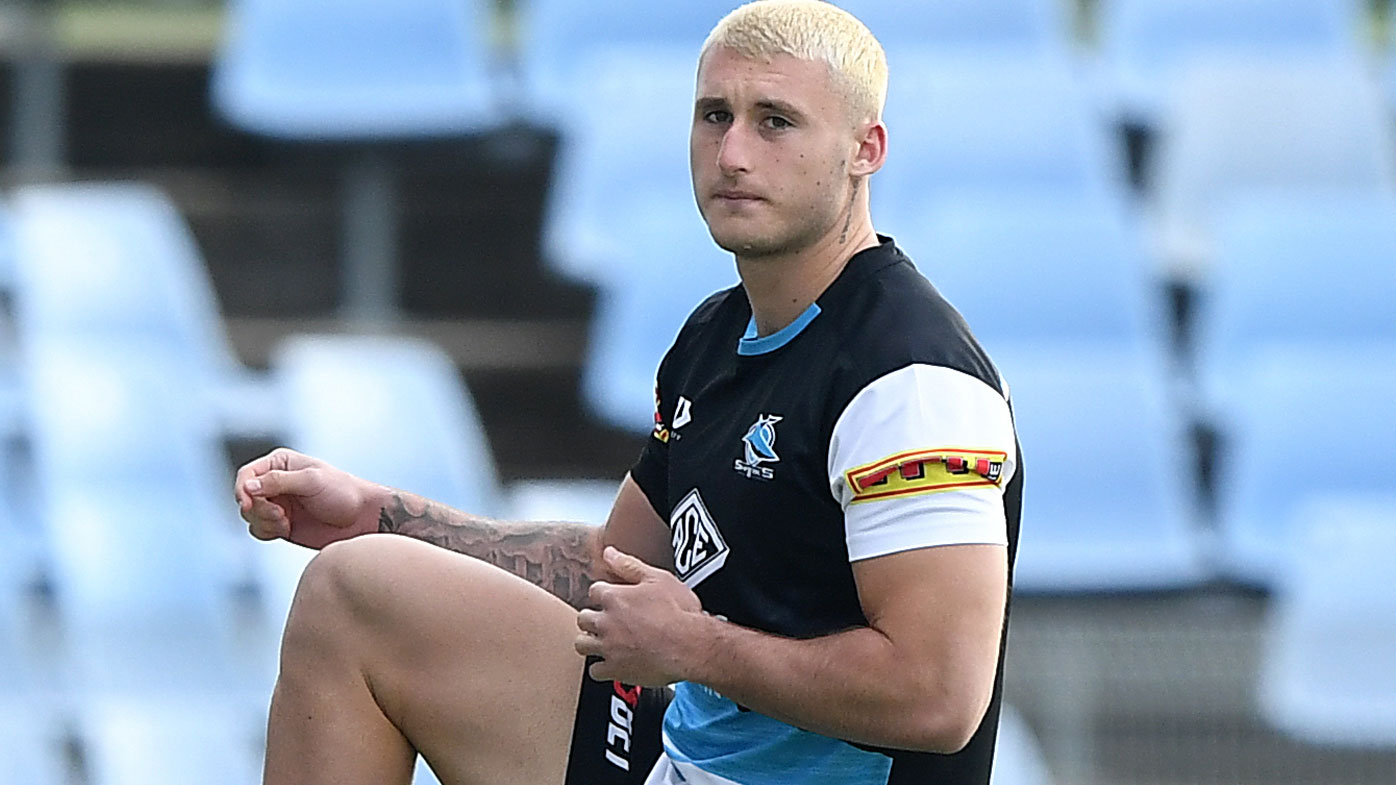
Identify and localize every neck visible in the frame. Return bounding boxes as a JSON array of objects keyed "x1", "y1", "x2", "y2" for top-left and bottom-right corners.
[{"x1": 737, "y1": 198, "x2": 879, "y2": 337}]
